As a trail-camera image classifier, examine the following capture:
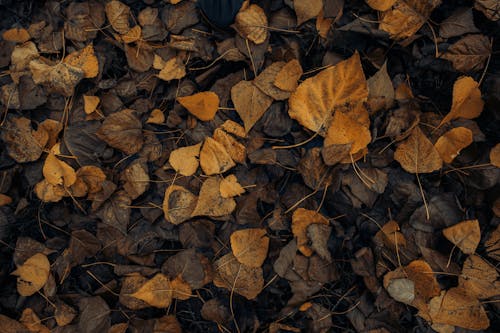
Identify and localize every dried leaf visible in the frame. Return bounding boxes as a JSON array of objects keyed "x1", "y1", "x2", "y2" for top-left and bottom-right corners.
[
  {"x1": 443, "y1": 219, "x2": 480, "y2": 254},
  {"x1": 385, "y1": 278, "x2": 415, "y2": 304},
  {"x1": 231, "y1": 228, "x2": 269, "y2": 267},
  {"x1": 442, "y1": 34, "x2": 491, "y2": 72},
  {"x1": 379, "y1": 0, "x2": 441, "y2": 39},
  {"x1": 366, "y1": 0, "x2": 397, "y2": 11},
  {"x1": 274, "y1": 59, "x2": 303, "y2": 92},
  {"x1": 105, "y1": 0, "x2": 131, "y2": 34},
  {"x1": 55, "y1": 301, "x2": 77, "y2": 326},
  {"x1": 213, "y1": 253, "x2": 264, "y2": 299},
  {"x1": 84, "y1": 95, "x2": 100, "y2": 114},
  {"x1": 220, "y1": 174, "x2": 245, "y2": 198},
  {"x1": 121, "y1": 25, "x2": 142, "y2": 43},
  {"x1": 34, "y1": 179, "x2": 65, "y2": 202},
  {"x1": 434, "y1": 127, "x2": 473, "y2": 163},
  {"x1": 38, "y1": 119, "x2": 63, "y2": 149},
  {"x1": 375, "y1": 220, "x2": 407, "y2": 249},
  {"x1": 439, "y1": 7, "x2": 480, "y2": 38},
  {"x1": 158, "y1": 57, "x2": 186, "y2": 81},
  {"x1": 294, "y1": 0, "x2": 323, "y2": 25},
  {"x1": 1, "y1": 116, "x2": 43, "y2": 163},
  {"x1": 439, "y1": 76, "x2": 484, "y2": 127},
  {"x1": 292, "y1": 208, "x2": 329, "y2": 256},
  {"x1": 459, "y1": 254, "x2": 500, "y2": 299},
  {"x1": 2, "y1": 28, "x2": 30, "y2": 43},
  {"x1": 177, "y1": 92, "x2": 220, "y2": 121},
  {"x1": 233, "y1": 4, "x2": 268, "y2": 44},
  {"x1": 475, "y1": 0, "x2": 500, "y2": 21},
  {"x1": 43, "y1": 153, "x2": 77, "y2": 187},
  {"x1": 367, "y1": 62, "x2": 394, "y2": 112},
  {"x1": 64, "y1": 44, "x2": 99, "y2": 78},
  {"x1": 394, "y1": 126, "x2": 443, "y2": 173},
  {"x1": 20, "y1": 308, "x2": 50, "y2": 333},
  {"x1": 199, "y1": 137, "x2": 235, "y2": 175},
  {"x1": 163, "y1": 185, "x2": 197, "y2": 225},
  {"x1": 192, "y1": 177, "x2": 236, "y2": 217},
  {"x1": 316, "y1": 10, "x2": 333, "y2": 38},
  {"x1": 97, "y1": 109, "x2": 144, "y2": 155},
  {"x1": 130, "y1": 273, "x2": 172, "y2": 308},
  {"x1": 77, "y1": 166, "x2": 106, "y2": 194},
  {"x1": 12, "y1": 253, "x2": 50, "y2": 296},
  {"x1": 490, "y1": 143, "x2": 500, "y2": 167},
  {"x1": 122, "y1": 160, "x2": 149, "y2": 199},
  {"x1": 231, "y1": 80, "x2": 273, "y2": 133},
  {"x1": 30, "y1": 60, "x2": 84, "y2": 97},
  {"x1": 213, "y1": 128, "x2": 247, "y2": 164},
  {"x1": 146, "y1": 109, "x2": 165, "y2": 124},
  {"x1": 170, "y1": 275, "x2": 192, "y2": 300},
  {"x1": 0, "y1": 194, "x2": 13, "y2": 207},
  {"x1": 124, "y1": 44, "x2": 153, "y2": 72},
  {"x1": 169, "y1": 143, "x2": 201, "y2": 176},
  {"x1": 254, "y1": 62, "x2": 291, "y2": 100}
]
